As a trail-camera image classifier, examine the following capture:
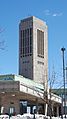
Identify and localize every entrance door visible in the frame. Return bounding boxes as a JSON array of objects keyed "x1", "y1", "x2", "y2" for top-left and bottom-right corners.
[{"x1": 20, "y1": 101, "x2": 27, "y2": 114}]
